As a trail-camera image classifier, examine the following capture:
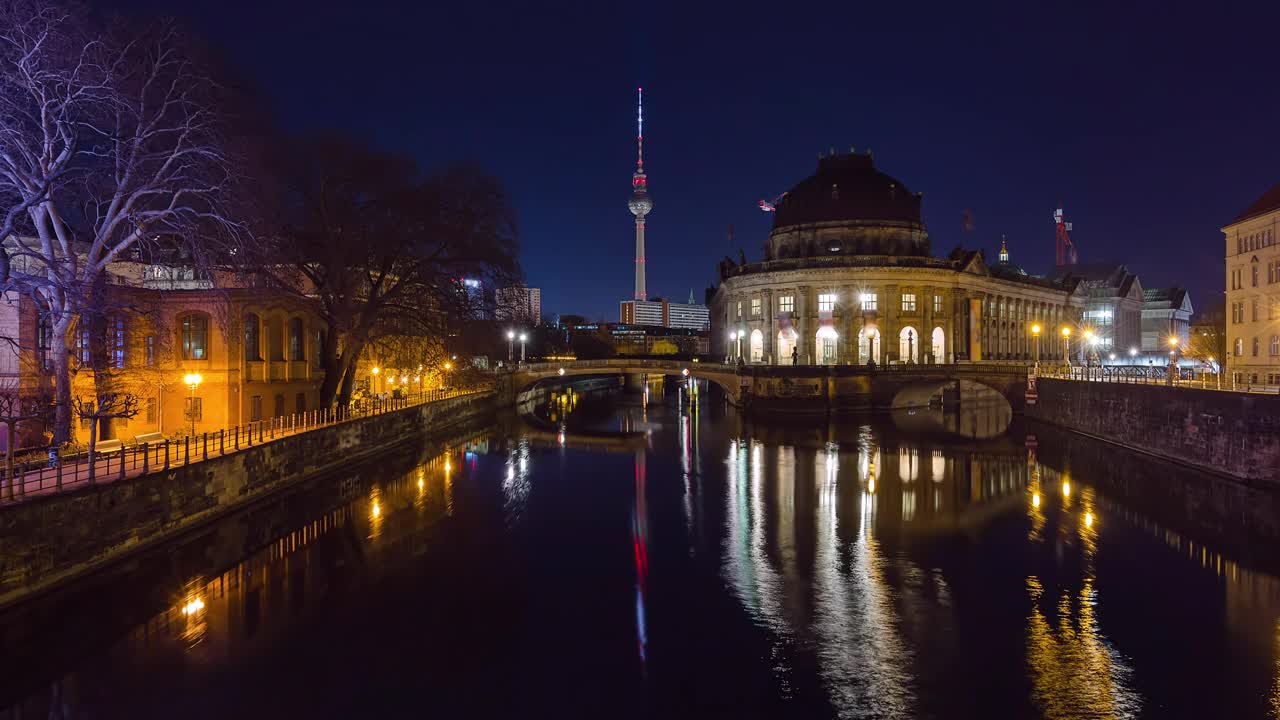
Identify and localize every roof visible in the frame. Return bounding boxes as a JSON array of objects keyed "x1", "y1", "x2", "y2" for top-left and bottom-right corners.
[
  {"x1": 1230, "y1": 182, "x2": 1280, "y2": 225},
  {"x1": 771, "y1": 152, "x2": 923, "y2": 230}
]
